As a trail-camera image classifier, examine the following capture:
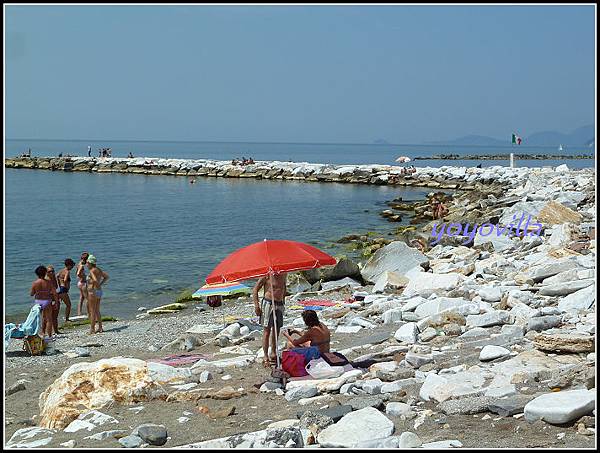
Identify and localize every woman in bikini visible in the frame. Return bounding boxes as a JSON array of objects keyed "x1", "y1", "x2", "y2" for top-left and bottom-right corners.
[
  {"x1": 45, "y1": 265, "x2": 62, "y2": 335},
  {"x1": 86, "y1": 255, "x2": 109, "y2": 334},
  {"x1": 57, "y1": 258, "x2": 75, "y2": 323},
  {"x1": 30, "y1": 265, "x2": 59, "y2": 338},
  {"x1": 76, "y1": 252, "x2": 89, "y2": 316},
  {"x1": 282, "y1": 310, "x2": 331, "y2": 354}
]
